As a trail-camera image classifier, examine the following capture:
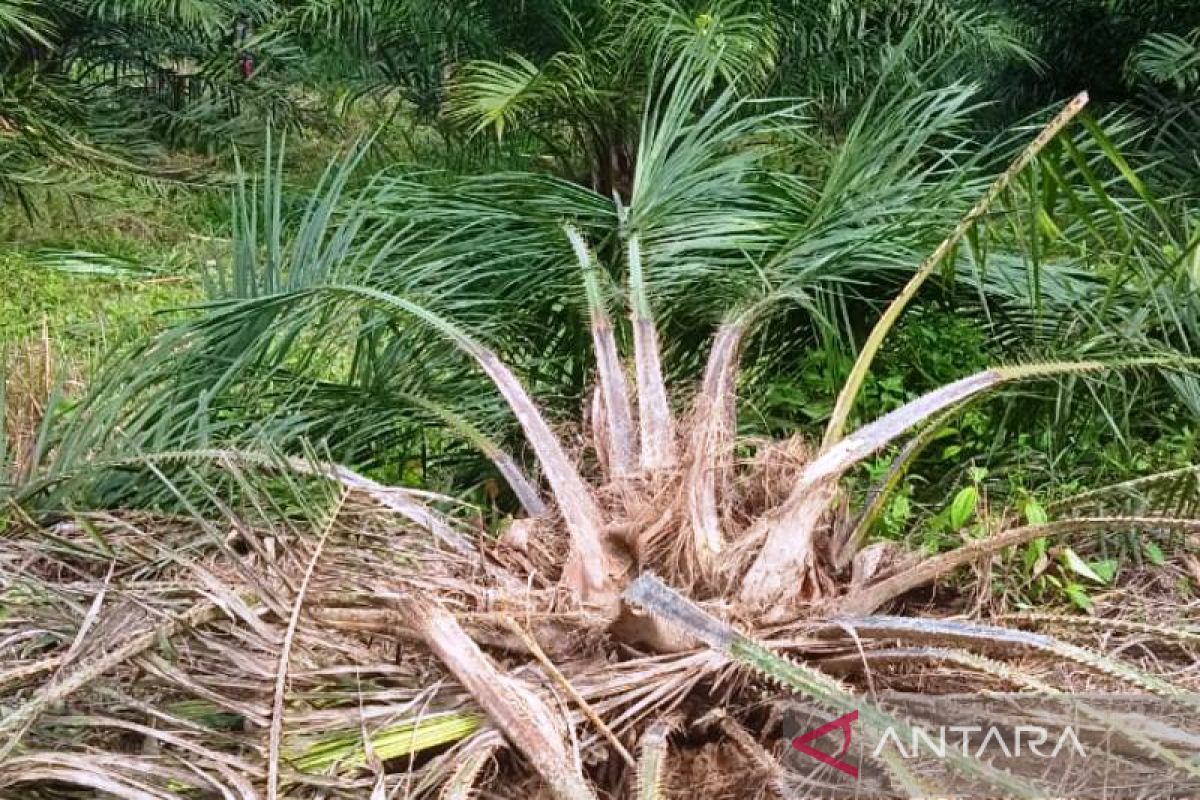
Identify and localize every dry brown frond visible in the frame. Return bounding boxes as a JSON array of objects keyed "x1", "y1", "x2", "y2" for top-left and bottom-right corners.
[{"x1": 3, "y1": 471, "x2": 1199, "y2": 799}]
